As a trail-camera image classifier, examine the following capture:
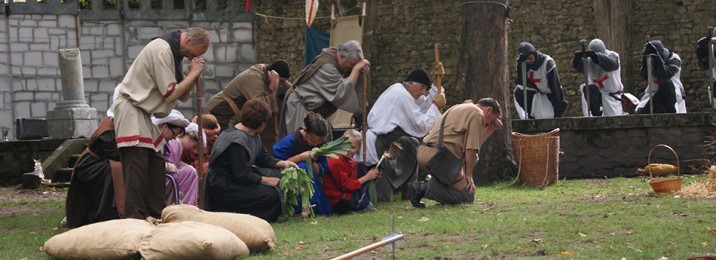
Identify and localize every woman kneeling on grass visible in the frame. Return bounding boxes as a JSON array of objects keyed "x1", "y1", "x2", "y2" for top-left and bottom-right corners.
[
  {"x1": 323, "y1": 129, "x2": 381, "y2": 214},
  {"x1": 204, "y1": 98, "x2": 298, "y2": 222}
]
